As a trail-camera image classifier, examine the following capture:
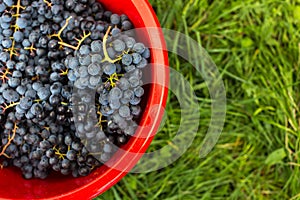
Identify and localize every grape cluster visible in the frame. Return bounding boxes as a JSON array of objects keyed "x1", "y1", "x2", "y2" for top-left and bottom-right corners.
[{"x1": 0, "y1": 0, "x2": 149, "y2": 179}]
